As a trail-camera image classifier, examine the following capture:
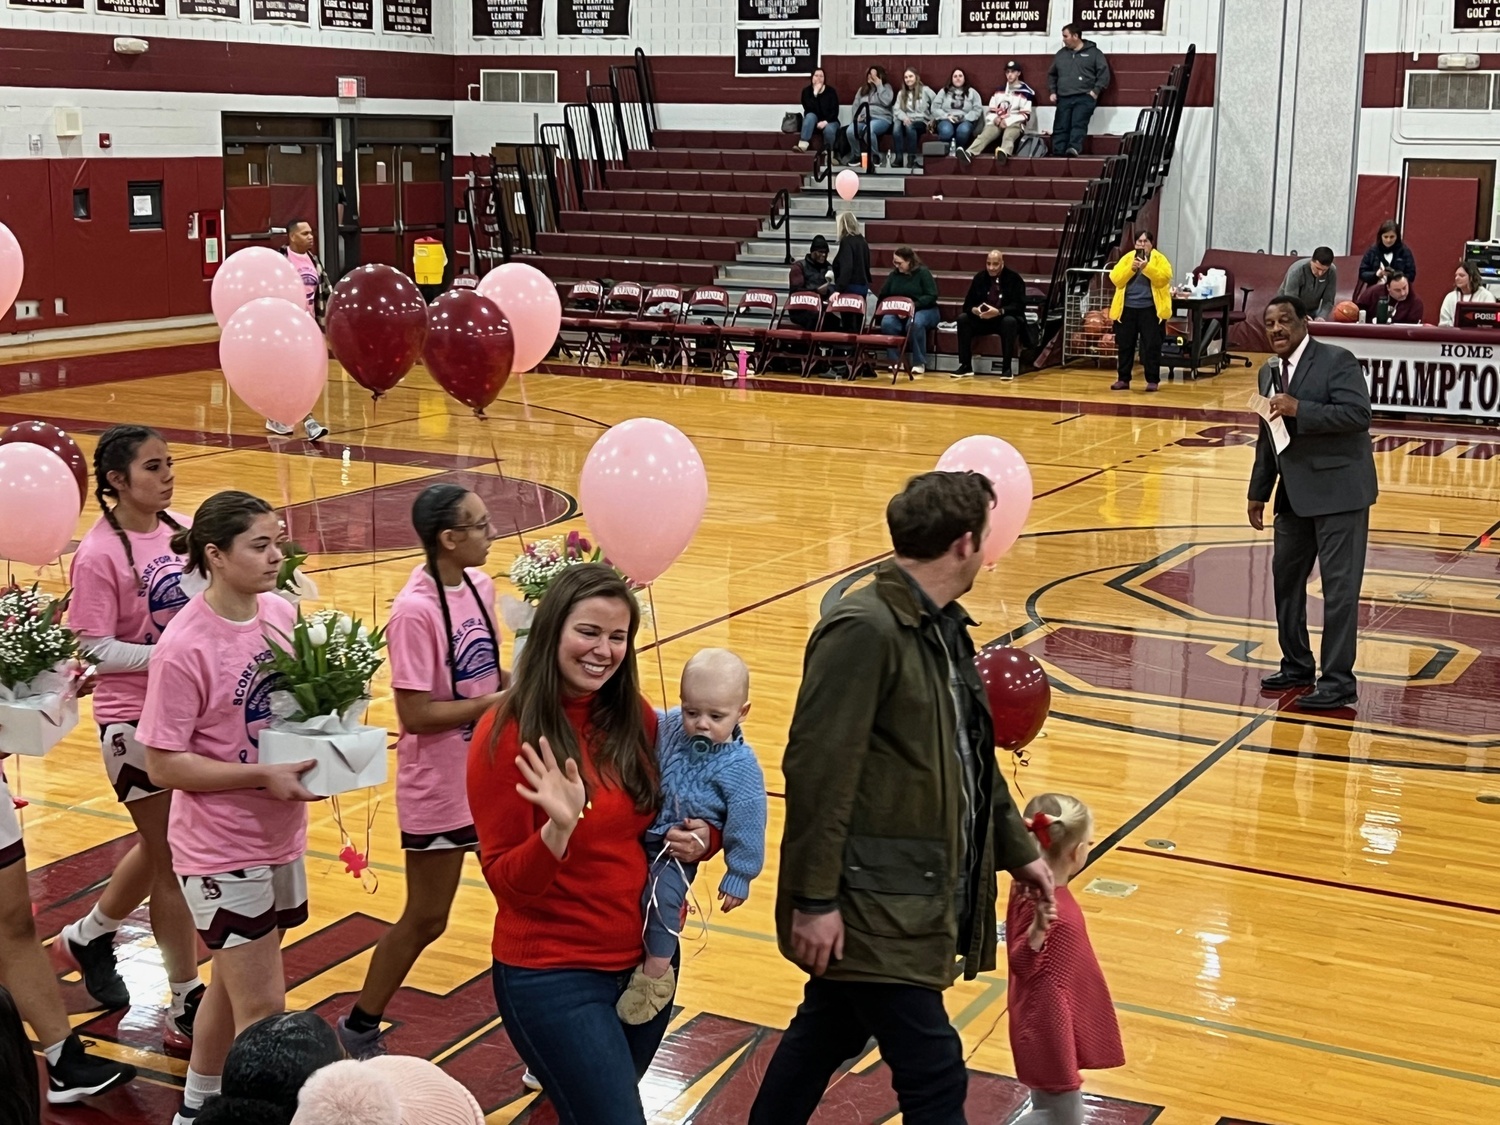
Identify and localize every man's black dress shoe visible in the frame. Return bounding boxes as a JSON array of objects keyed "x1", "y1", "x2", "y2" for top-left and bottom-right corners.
[
  {"x1": 1260, "y1": 671, "x2": 1315, "y2": 691},
  {"x1": 1294, "y1": 688, "x2": 1358, "y2": 711}
]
